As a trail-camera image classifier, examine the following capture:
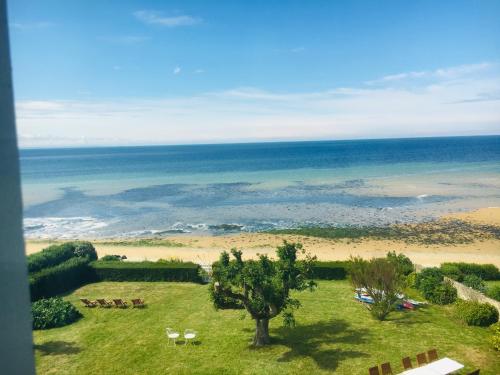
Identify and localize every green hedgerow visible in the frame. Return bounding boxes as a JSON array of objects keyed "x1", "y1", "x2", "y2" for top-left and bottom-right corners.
[
  {"x1": 462, "y1": 274, "x2": 486, "y2": 293},
  {"x1": 455, "y1": 299, "x2": 499, "y2": 327},
  {"x1": 32, "y1": 297, "x2": 81, "y2": 330},
  {"x1": 487, "y1": 285, "x2": 500, "y2": 302}
]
